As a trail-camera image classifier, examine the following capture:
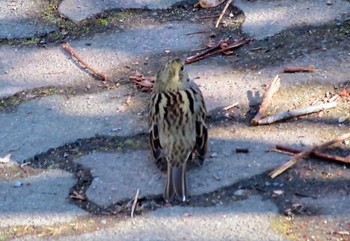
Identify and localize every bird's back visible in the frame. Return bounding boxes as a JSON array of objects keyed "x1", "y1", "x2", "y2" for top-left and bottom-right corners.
[{"x1": 150, "y1": 89, "x2": 197, "y2": 167}]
